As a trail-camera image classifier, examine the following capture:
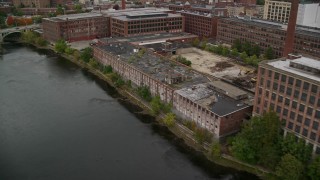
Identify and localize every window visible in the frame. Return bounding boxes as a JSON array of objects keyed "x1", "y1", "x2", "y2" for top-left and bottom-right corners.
[
  {"x1": 272, "y1": 93, "x2": 276, "y2": 100},
  {"x1": 301, "y1": 93, "x2": 307, "y2": 101},
  {"x1": 276, "y1": 106, "x2": 281, "y2": 113},
  {"x1": 281, "y1": 74, "x2": 286, "y2": 82},
  {"x1": 260, "y1": 78, "x2": 264, "y2": 86},
  {"x1": 292, "y1": 101, "x2": 297, "y2": 109},
  {"x1": 274, "y1": 72, "x2": 279, "y2": 80},
  {"x1": 311, "y1": 84, "x2": 317, "y2": 93},
  {"x1": 316, "y1": 110, "x2": 320, "y2": 119},
  {"x1": 280, "y1": 85, "x2": 285, "y2": 93},
  {"x1": 307, "y1": 107, "x2": 313, "y2": 116},
  {"x1": 267, "y1": 80, "x2": 271, "y2": 88},
  {"x1": 270, "y1": 103, "x2": 275, "y2": 110},
  {"x1": 286, "y1": 87, "x2": 292, "y2": 96},
  {"x1": 310, "y1": 132, "x2": 316, "y2": 141},
  {"x1": 299, "y1": 104, "x2": 305, "y2": 112},
  {"x1": 288, "y1": 122, "x2": 293, "y2": 129},
  {"x1": 309, "y1": 96, "x2": 315, "y2": 105},
  {"x1": 273, "y1": 82, "x2": 277, "y2": 90},
  {"x1": 302, "y1": 128, "x2": 308, "y2": 137},
  {"x1": 288, "y1": 77, "x2": 294, "y2": 85},
  {"x1": 295, "y1": 125, "x2": 301, "y2": 133},
  {"x1": 303, "y1": 82, "x2": 310, "y2": 91},
  {"x1": 290, "y1": 111, "x2": 295, "y2": 120},
  {"x1": 296, "y1": 79, "x2": 301, "y2": 87},
  {"x1": 285, "y1": 98, "x2": 290, "y2": 106},
  {"x1": 278, "y1": 96, "x2": 283, "y2": 103},
  {"x1": 283, "y1": 108, "x2": 288, "y2": 116},
  {"x1": 297, "y1": 115, "x2": 303, "y2": 123},
  {"x1": 294, "y1": 90, "x2": 300, "y2": 98},
  {"x1": 304, "y1": 118, "x2": 310, "y2": 126},
  {"x1": 313, "y1": 121, "x2": 319, "y2": 130}
]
